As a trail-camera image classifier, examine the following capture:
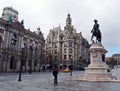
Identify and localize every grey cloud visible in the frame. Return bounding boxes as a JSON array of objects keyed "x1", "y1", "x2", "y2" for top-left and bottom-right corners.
[{"x1": 0, "y1": 0, "x2": 120, "y2": 56}]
